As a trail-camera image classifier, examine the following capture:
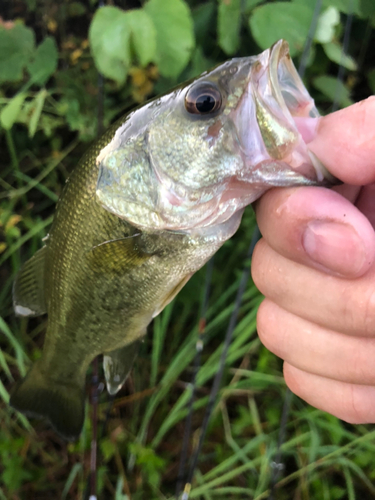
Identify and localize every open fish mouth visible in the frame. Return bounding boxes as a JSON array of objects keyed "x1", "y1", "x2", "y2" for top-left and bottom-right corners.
[{"x1": 233, "y1": 39, "x2": 336, "y2": 186}]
